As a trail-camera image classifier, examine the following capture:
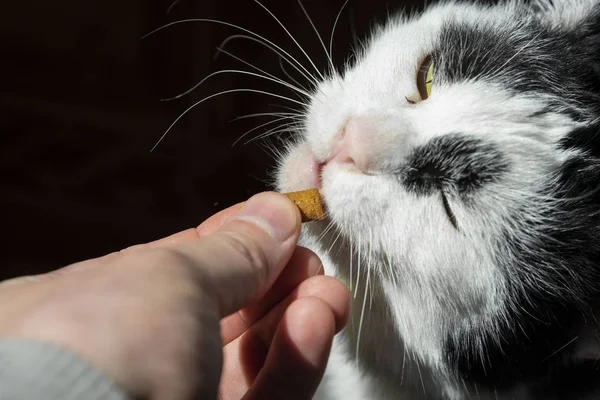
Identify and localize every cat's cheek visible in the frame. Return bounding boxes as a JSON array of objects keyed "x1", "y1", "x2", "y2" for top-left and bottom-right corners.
[{"x1": 319, "y1": 165, "x2": 391, "y2": 233}]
